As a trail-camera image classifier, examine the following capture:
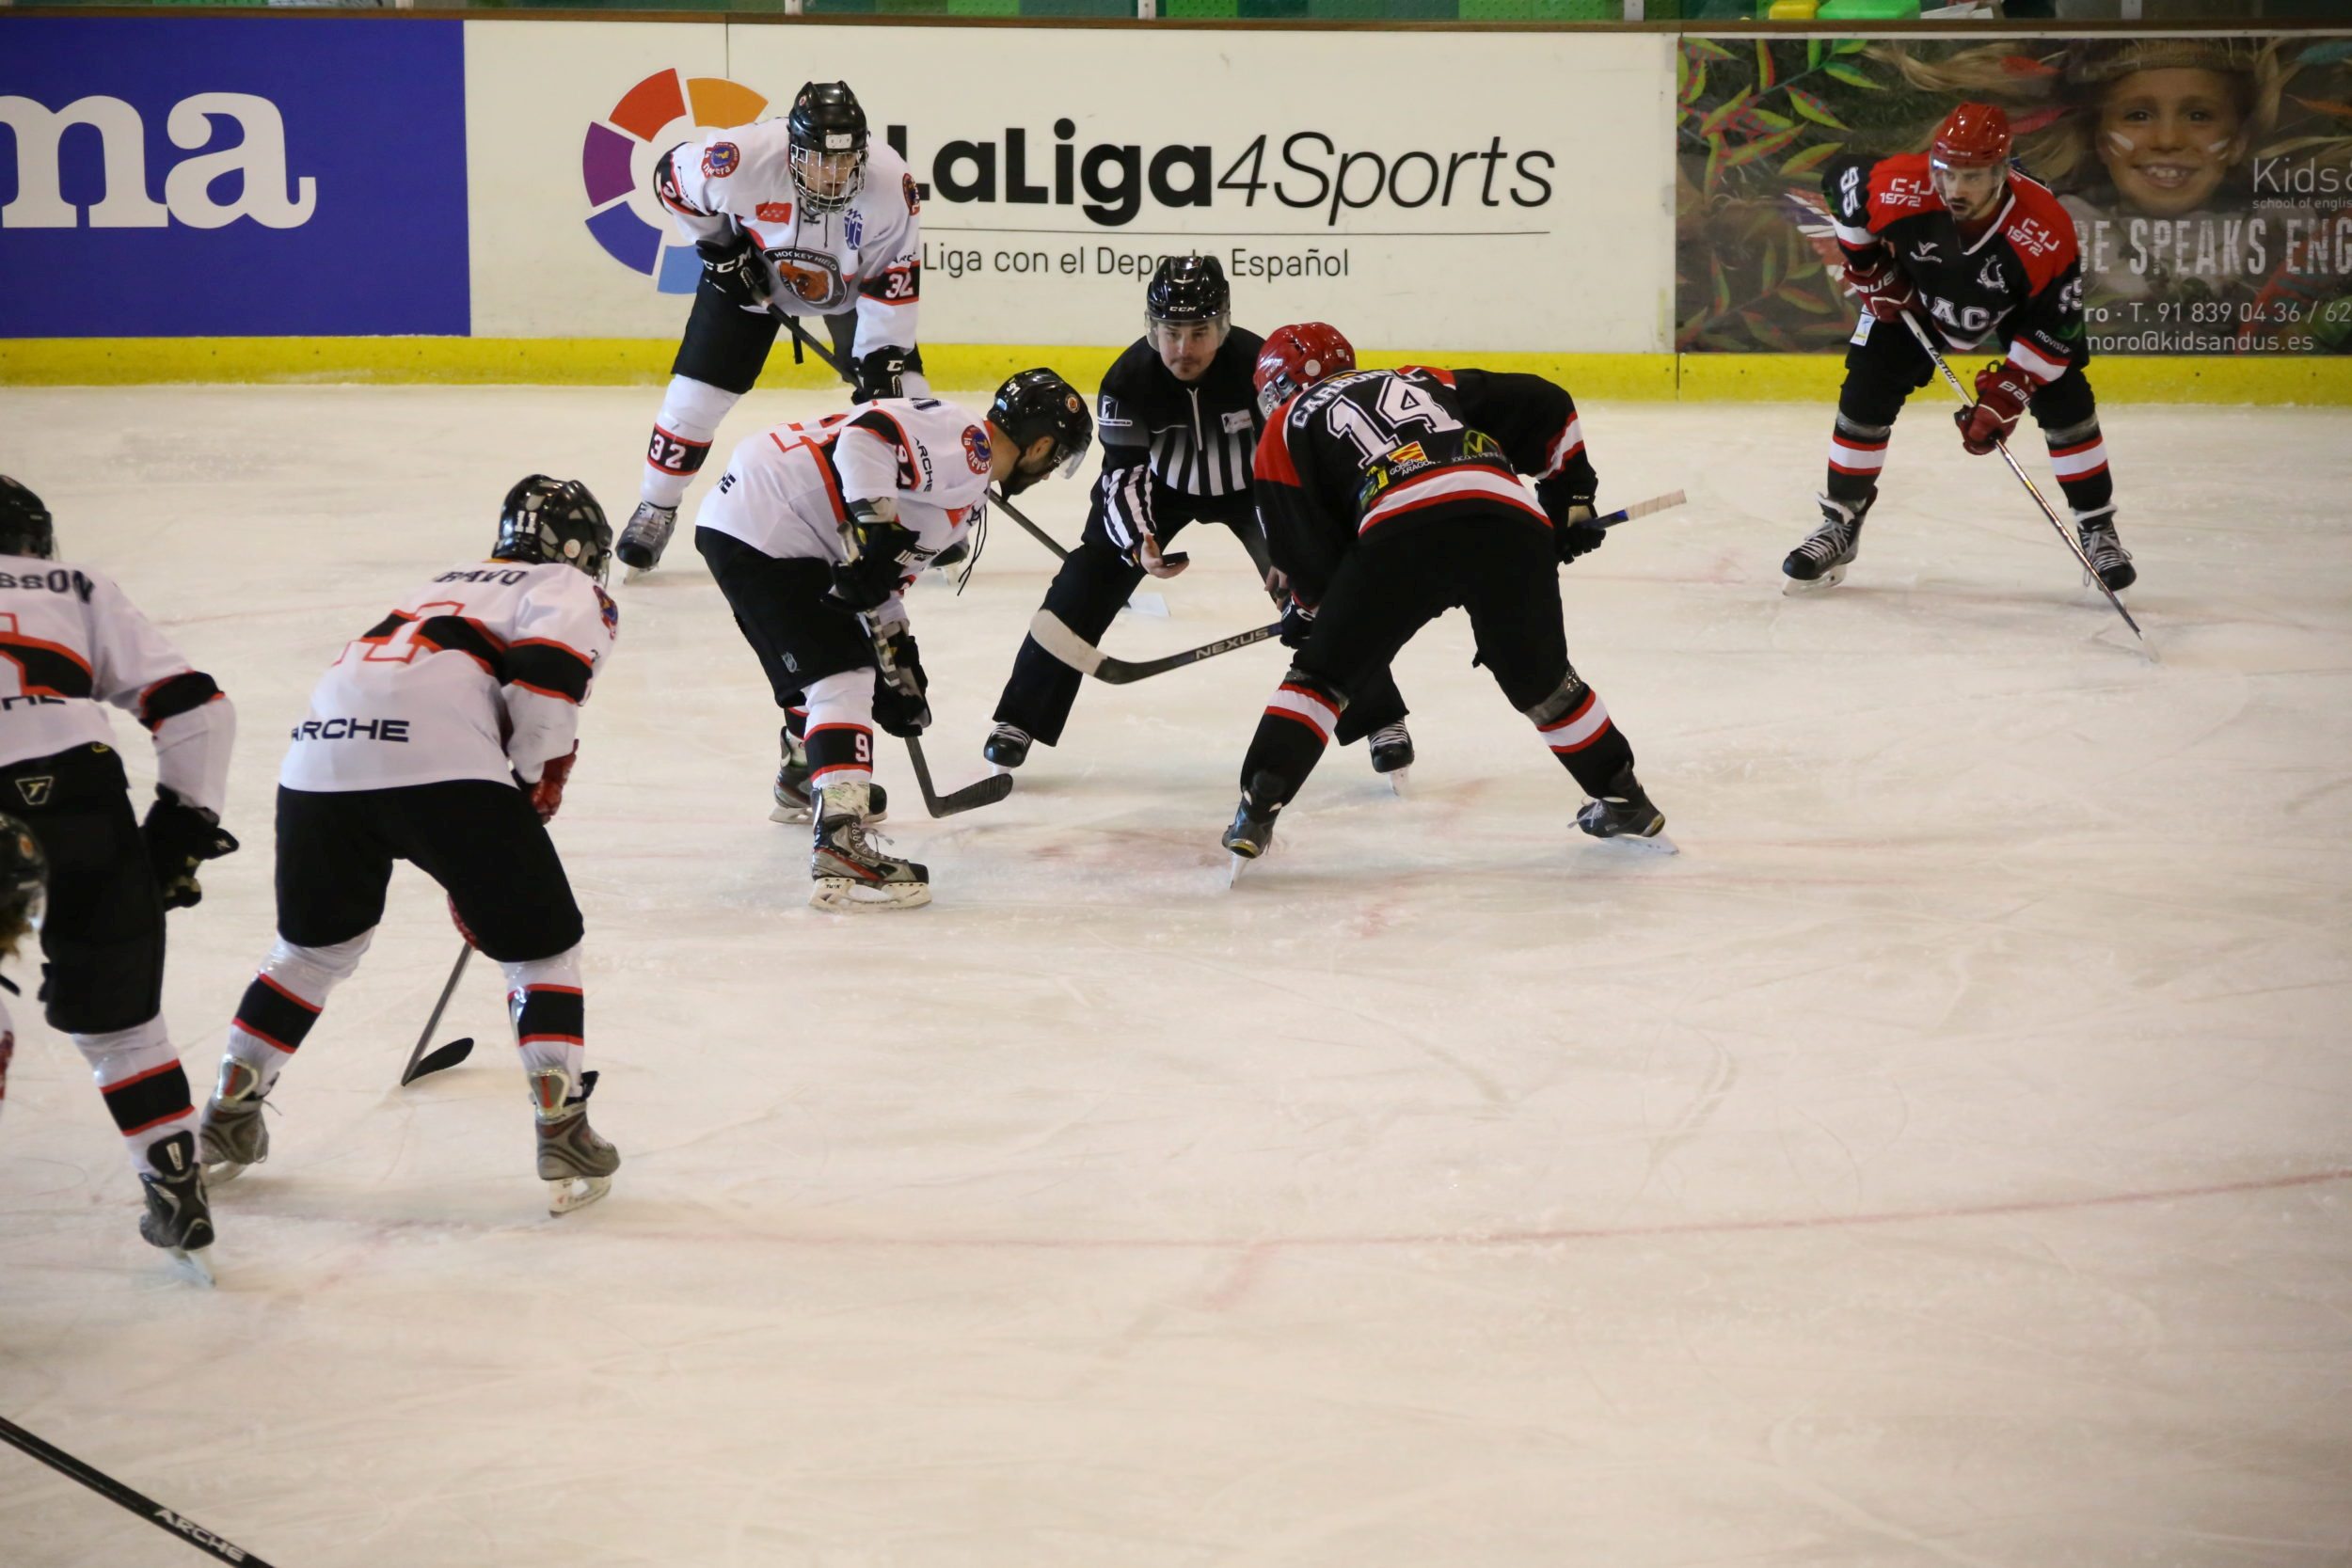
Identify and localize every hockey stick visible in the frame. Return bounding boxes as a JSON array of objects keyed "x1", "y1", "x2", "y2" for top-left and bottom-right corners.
[
  {"x1": 1897, "y1": 312, "x2": 2147, "y2": 647},
  {"x1": 1027, "y1": 489, "x2": 1692, "y2": 685},
  {"x1": 399, "y1": 944, "x2": 475, "y2": 1085},
  {"x1": 0, "y1": 1415, "x2": 280, "y2": 1567}
]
